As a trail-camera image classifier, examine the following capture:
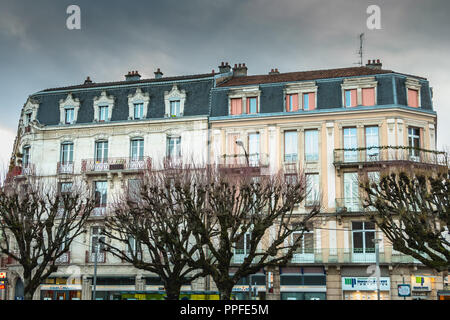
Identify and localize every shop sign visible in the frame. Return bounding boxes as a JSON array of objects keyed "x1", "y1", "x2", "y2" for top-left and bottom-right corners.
[
  {"x1": 342, "y1": 277, "x2": 390, "y2": 291},
  {"x1": 40, "y1": 284, "x2": 82, "y2": 291},
  {"x1": 0, "y1": 272, "x2": 6, "y2": 279},
  {"x1": 398, "y1": 284, "x2": 411, "y2": 297},
  {"x1": 0, "y1": 280, "x2": 5, "y2": 290},
  {"x1": 411, "y1": 276, "x2": 432, "y2": 292}
]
